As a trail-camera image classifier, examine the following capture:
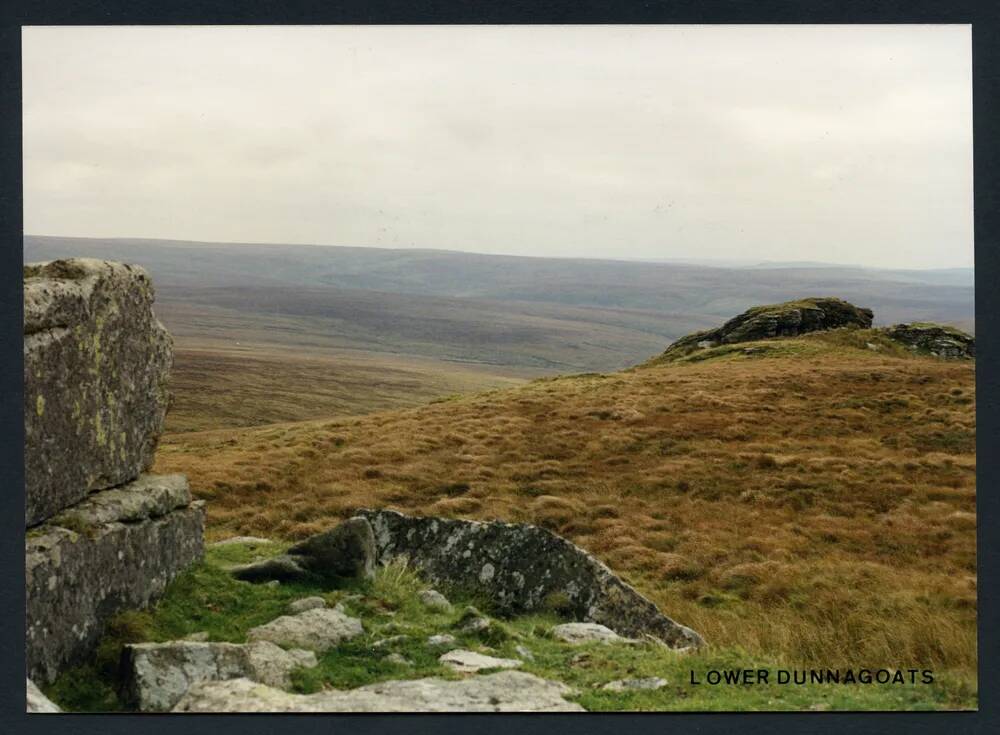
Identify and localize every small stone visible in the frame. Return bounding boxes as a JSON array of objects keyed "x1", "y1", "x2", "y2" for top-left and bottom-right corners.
[
  {"x1": 288, "y1": 596, "x2": 327, "y2": 614},
  {"x1": 427, "y1": 633, "x2": 457, "y2": 648},
  {"x1": 453, "y1": 606, "x2": 491, "y2": 634},
  {"x1": 264, "y1": 580, "x2": 280, "y2": 588},
  {"x1": 601, "y1": 677, "x2": 668, "y2": 692},
  {"x1": 514, "y1": 644, "x2": 534, "y2": 661},
  {"x1": 439, "y1": 649, "x2": 522, "y2": 674},
  {"x1": 247, "y1": 608, "x2": 363, "y2": 652},
  {"x1": 183, "y1": 631, "x2": 210, "y2": 642},
  {"x1": 372, "y1": 635, "x2": 409, "y2": 650},
  {"x1": 419, "y1": 589, "x2": 452, "y2": 612},
  {"x1": 209, "y1": 536, "x2": 274, "y2": 547},
  {"x1": 551, "y1": 622, "x2": 627, "y2": 644},
  {"x1": 384, "y1": 653, "x2": 412, "y2": 666}
]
